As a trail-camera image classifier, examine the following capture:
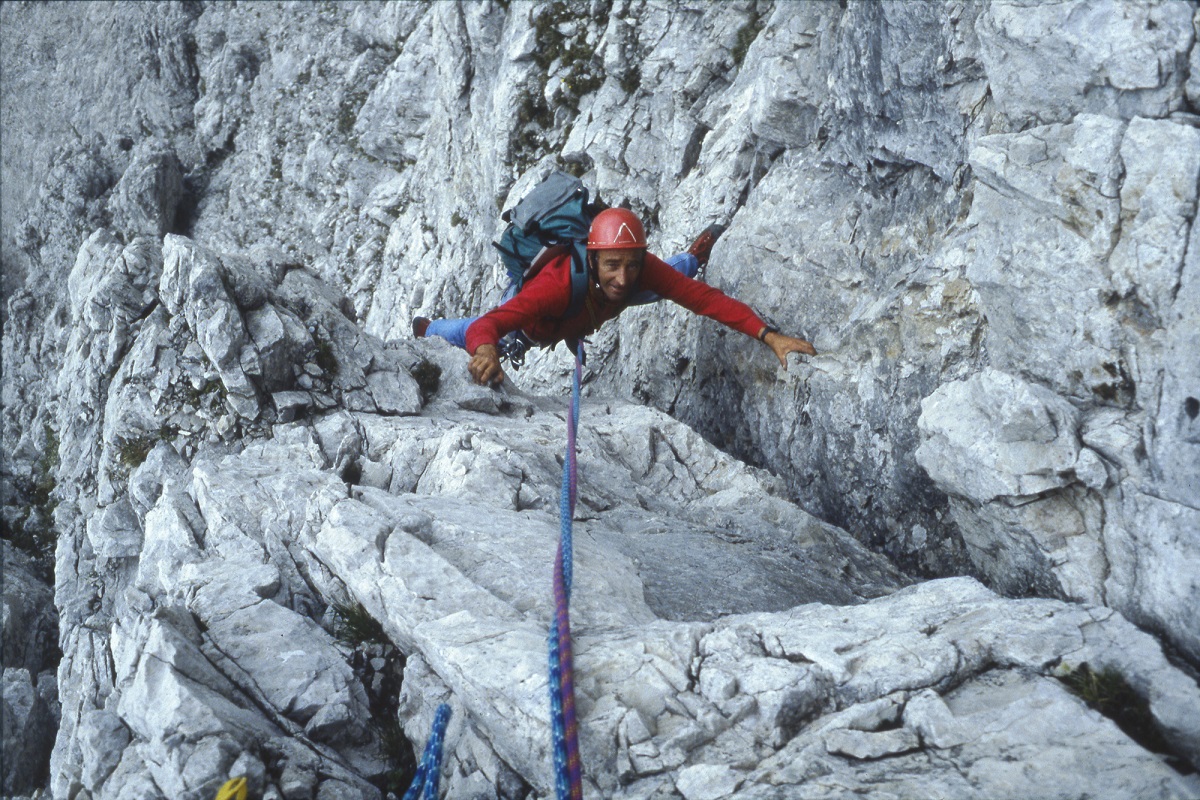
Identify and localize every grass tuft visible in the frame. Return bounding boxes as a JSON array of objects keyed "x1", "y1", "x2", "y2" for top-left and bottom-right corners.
[
  {"x1": 412, "y1": 359, "x2": 442, "y2": 403},
  {"x1": 332, "y1": 601, "x2": 389, "y2": 647},
  {"x1": 313, "y1": 333, "x2": 340, "y2": 376},
  {"x1": 116, "y1": 436, "x2": 157, "y2": 468},
  {"x1": 373, "y1": 715, "x2": 418, "y2": 796},
  {"x1": 1058, "y1": 662, "x2": 1191, "y2": 773},
  {"x1": 731, "y1": 7, "x2": 765, "y2": 69},
  {"x1": 4, "y1": 423, "x2": 61, "y2": 576}
]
